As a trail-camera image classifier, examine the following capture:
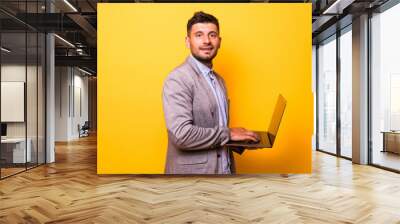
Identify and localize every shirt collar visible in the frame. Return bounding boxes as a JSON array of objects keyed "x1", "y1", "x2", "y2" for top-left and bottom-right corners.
[{"x1": 190, "y1": 54, "x2": 213, "y2": 77}]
